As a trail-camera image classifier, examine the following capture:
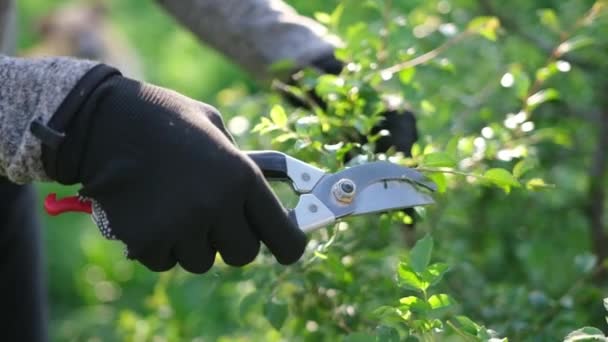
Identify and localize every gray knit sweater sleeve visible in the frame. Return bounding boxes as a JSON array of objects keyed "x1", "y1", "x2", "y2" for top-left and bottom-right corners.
[
  {"x1": 156, "y1": 0, "x2": 341, "y2": 79},
  {"x1": 0, "y1": 0, "x2": 337, "y2": 184},
  {"x1": 0, "y1": 55, "x2": 98, "y2": 183}
]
